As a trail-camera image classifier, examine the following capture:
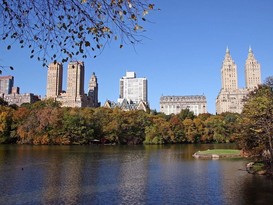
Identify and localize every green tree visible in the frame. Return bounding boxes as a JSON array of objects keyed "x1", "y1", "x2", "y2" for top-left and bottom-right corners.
[
  {"x1": 239, "y1": 85, "x2": 273, "y2": 171},
  {"x1": 1, "y1": 0, "x2": 155, "y2": 66},
  {"x1": 178, "y1": 109, "x2": 195, "y2": 121},
  {"x1": 144, "y1": 115, "x2": 169, "y2": 144},
  {"x1": 0, "y1": 97, "x2": 8, "y2": 106}
]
